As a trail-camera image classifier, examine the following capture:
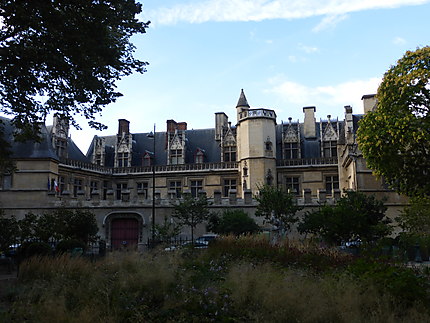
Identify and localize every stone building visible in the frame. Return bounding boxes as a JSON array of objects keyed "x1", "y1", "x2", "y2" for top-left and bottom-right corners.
[{"x1": 0, "y1": 90, "x2": 407, "y2": 250}]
